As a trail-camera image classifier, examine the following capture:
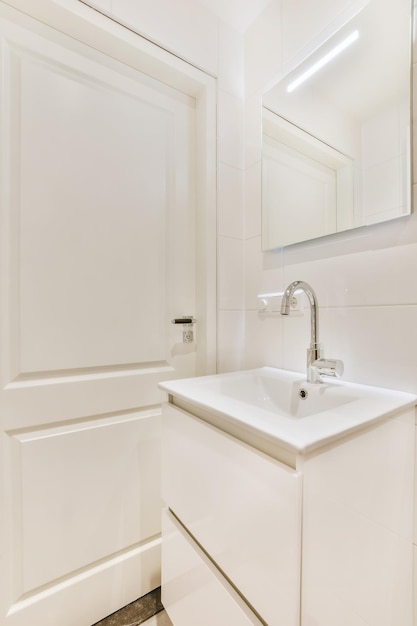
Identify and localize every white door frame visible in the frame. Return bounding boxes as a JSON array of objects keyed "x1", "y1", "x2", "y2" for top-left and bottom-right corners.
[{"x1": 0, "y1": 0, "x2": 217, "y2": 376}]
